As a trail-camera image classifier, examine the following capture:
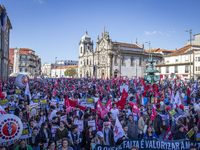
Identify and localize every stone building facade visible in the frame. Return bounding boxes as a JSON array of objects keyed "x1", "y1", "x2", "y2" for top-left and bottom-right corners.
[
  {"x1": 0, "y1": 5, "x2": 12, "y2": 81},
  {"x1": 78, "y1": 30, "x2": 163, "y2": 78}
]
